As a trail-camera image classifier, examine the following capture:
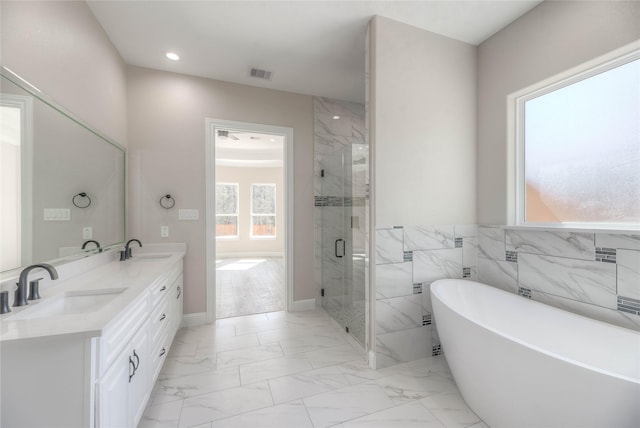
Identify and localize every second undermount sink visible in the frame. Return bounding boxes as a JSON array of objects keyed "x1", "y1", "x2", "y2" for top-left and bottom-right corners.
[
  {"x1": 131, "y1": 253, "x2": 172, "y2": 262},
  {"x1": 8, "y1": 288, "x2": 127, "y2": 320}
]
